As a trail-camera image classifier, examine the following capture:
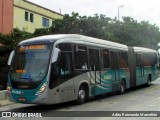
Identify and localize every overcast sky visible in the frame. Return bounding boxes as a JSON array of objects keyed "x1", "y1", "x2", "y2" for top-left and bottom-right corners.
[{"x1": 27, "y1": 0, "x2": 160, "y2": 27}]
